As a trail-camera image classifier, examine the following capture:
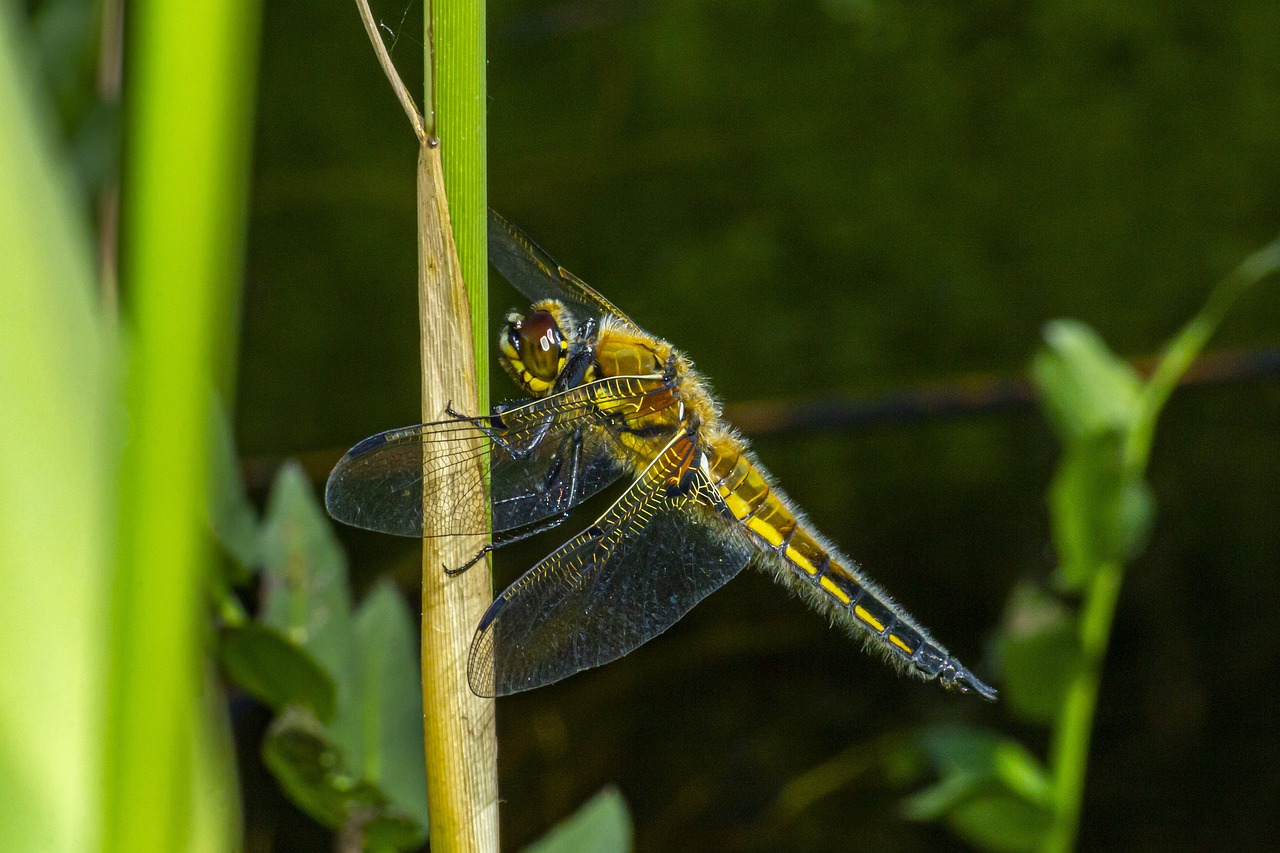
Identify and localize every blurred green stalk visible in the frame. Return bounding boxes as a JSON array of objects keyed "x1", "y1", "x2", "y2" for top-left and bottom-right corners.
[
  {"x1": 105, "y1": 0, "x2": 261, "y2": 849},
  {"x1": 1042, "y1": 561, "x2": 1121, "y2": 853}
]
